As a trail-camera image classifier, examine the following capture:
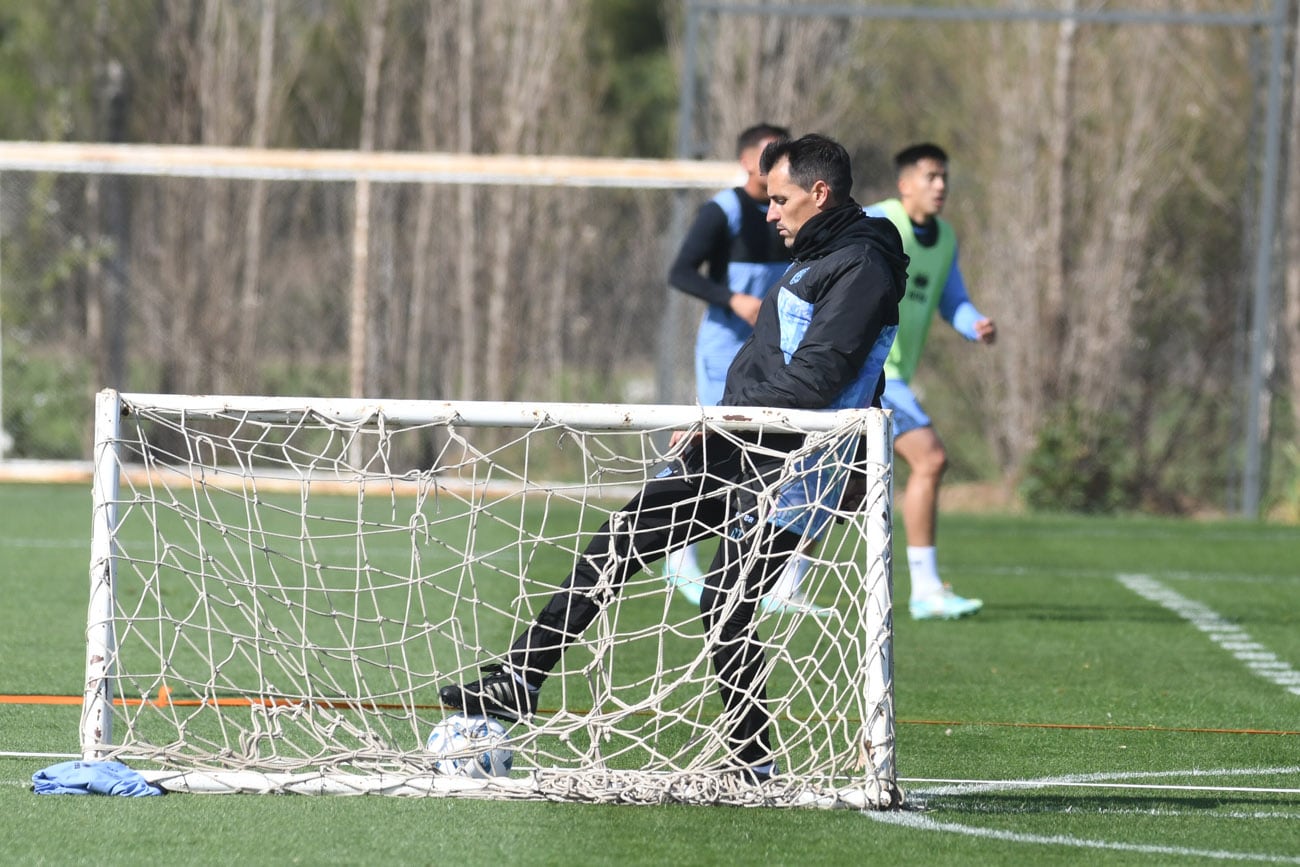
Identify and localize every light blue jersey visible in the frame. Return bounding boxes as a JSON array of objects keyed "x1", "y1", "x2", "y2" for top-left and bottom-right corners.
[
  {"x1": 694, "y1": 190, "x2": 790, "y2": 405},
  {"x1": 768, "y1": 283, "x2": 897, "y2": 540}
]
